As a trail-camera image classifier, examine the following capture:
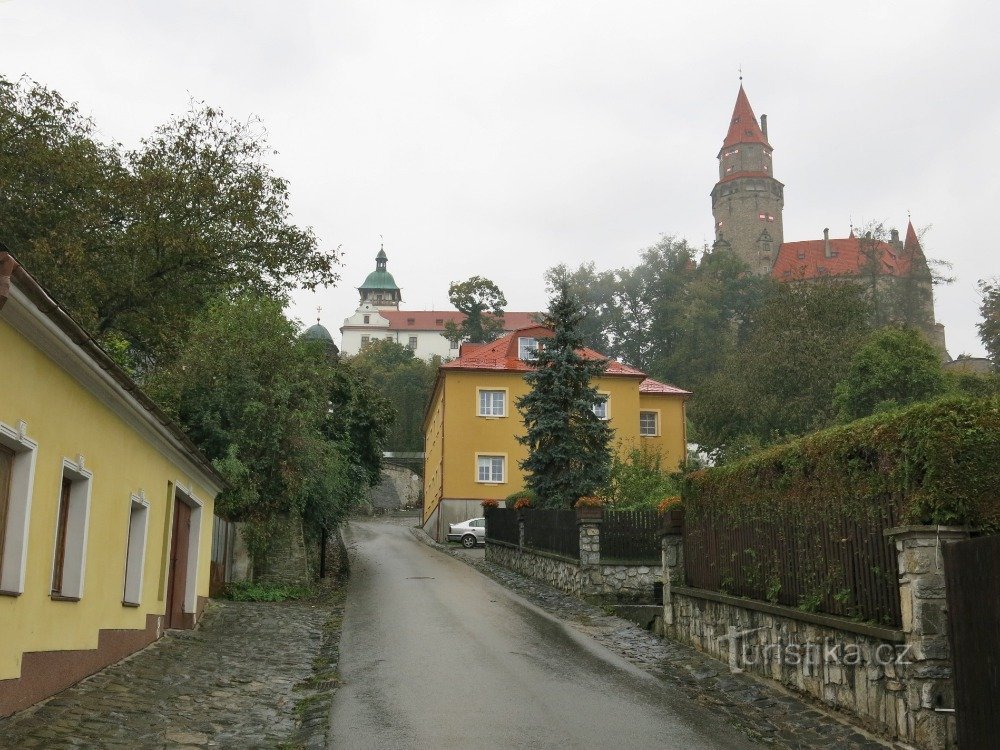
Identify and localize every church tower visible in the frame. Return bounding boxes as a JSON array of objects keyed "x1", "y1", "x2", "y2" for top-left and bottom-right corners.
[
  {"x1": 711, "y1": 85, "x2": 784, "y2": 274},
  {"x1": 358, "y1": 246, "x2": 402, "y2": 310}
]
